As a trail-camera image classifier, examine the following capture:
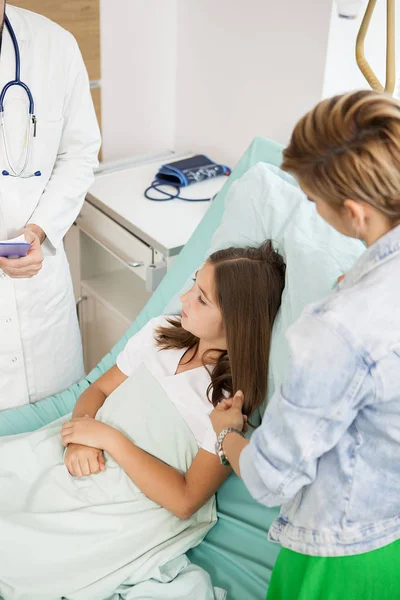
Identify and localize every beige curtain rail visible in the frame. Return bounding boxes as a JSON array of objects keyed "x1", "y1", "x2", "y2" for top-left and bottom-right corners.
[{"x1": 356, "y1": 0, "x2": 395, "y2": 94}]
